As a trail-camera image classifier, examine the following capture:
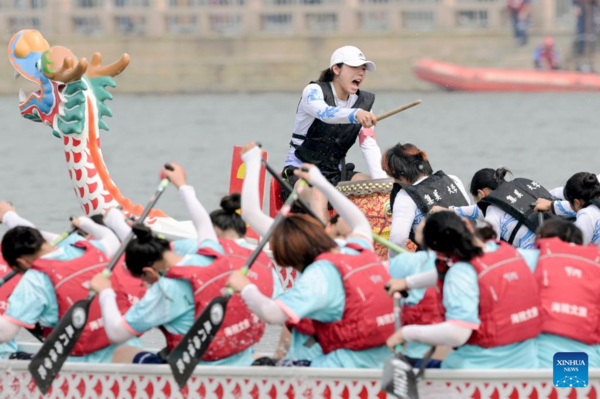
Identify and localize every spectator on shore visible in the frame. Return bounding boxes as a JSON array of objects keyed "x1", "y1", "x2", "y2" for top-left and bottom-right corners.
[
  {"x1": 534, "y1": 37, "x2": 560, "y2": 70},
  {"x1": 507, "y1": 0, "x2": 532, "y2": 46}
]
